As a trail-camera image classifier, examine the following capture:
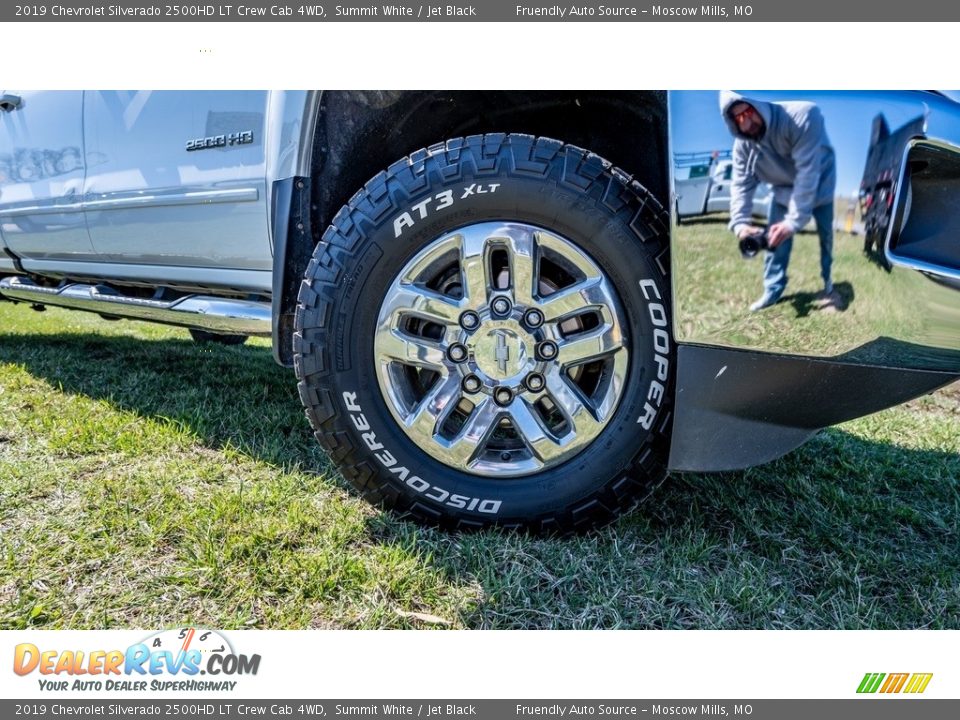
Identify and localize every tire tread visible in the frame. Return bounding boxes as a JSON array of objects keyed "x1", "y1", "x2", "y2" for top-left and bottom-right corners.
[{"x1": 294, "y1": 133, "x2": 672, "y2": 533}]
